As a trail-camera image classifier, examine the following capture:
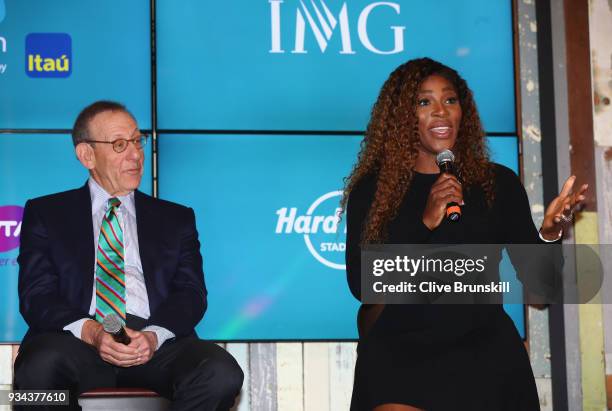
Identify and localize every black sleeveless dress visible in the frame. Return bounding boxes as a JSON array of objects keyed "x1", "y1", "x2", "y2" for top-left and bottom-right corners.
[{"x1": 346, "y1": 164, "x2": 541, "y2": 411}]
